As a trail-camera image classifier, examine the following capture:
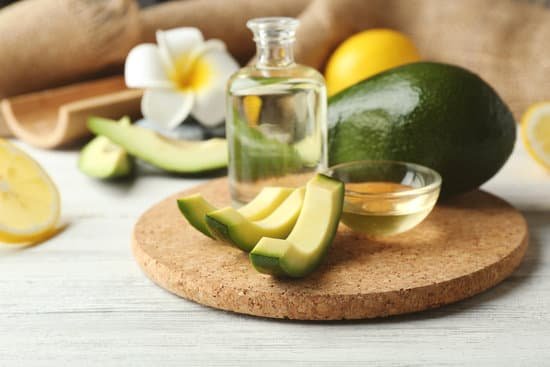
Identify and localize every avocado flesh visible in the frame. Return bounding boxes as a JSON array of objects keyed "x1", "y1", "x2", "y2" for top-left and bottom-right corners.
[
  {"x1": 237, "y1": 187, "x2": 294, "y2": 221},
  {"x1": 328, "y1": 62, "x2": 516, "y2": 197},
  {"x1": 249, "y1": 174, "x2": 344, "y2": 278},
  {"x1": 87, "y1": 117, "x2": 227, "y2": 173},
  {"x1": 79, "y1": 117, "x2": 133, "y2": 179},
  {"x1": 205, "y1": 187, "x2": 305, "y2": 251},
  {"x1": 177, "y1": 187, "x2": 293, "y2": 239},
  {"x1": 177, "y1": 195, "x2": 217, "y2": 238}
]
